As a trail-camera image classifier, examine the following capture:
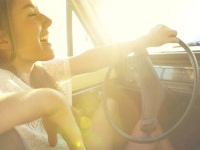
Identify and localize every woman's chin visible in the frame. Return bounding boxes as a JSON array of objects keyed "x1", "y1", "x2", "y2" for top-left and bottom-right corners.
[{"x1": 40, "y1": 51, "x2": 55, "y2": 61}]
